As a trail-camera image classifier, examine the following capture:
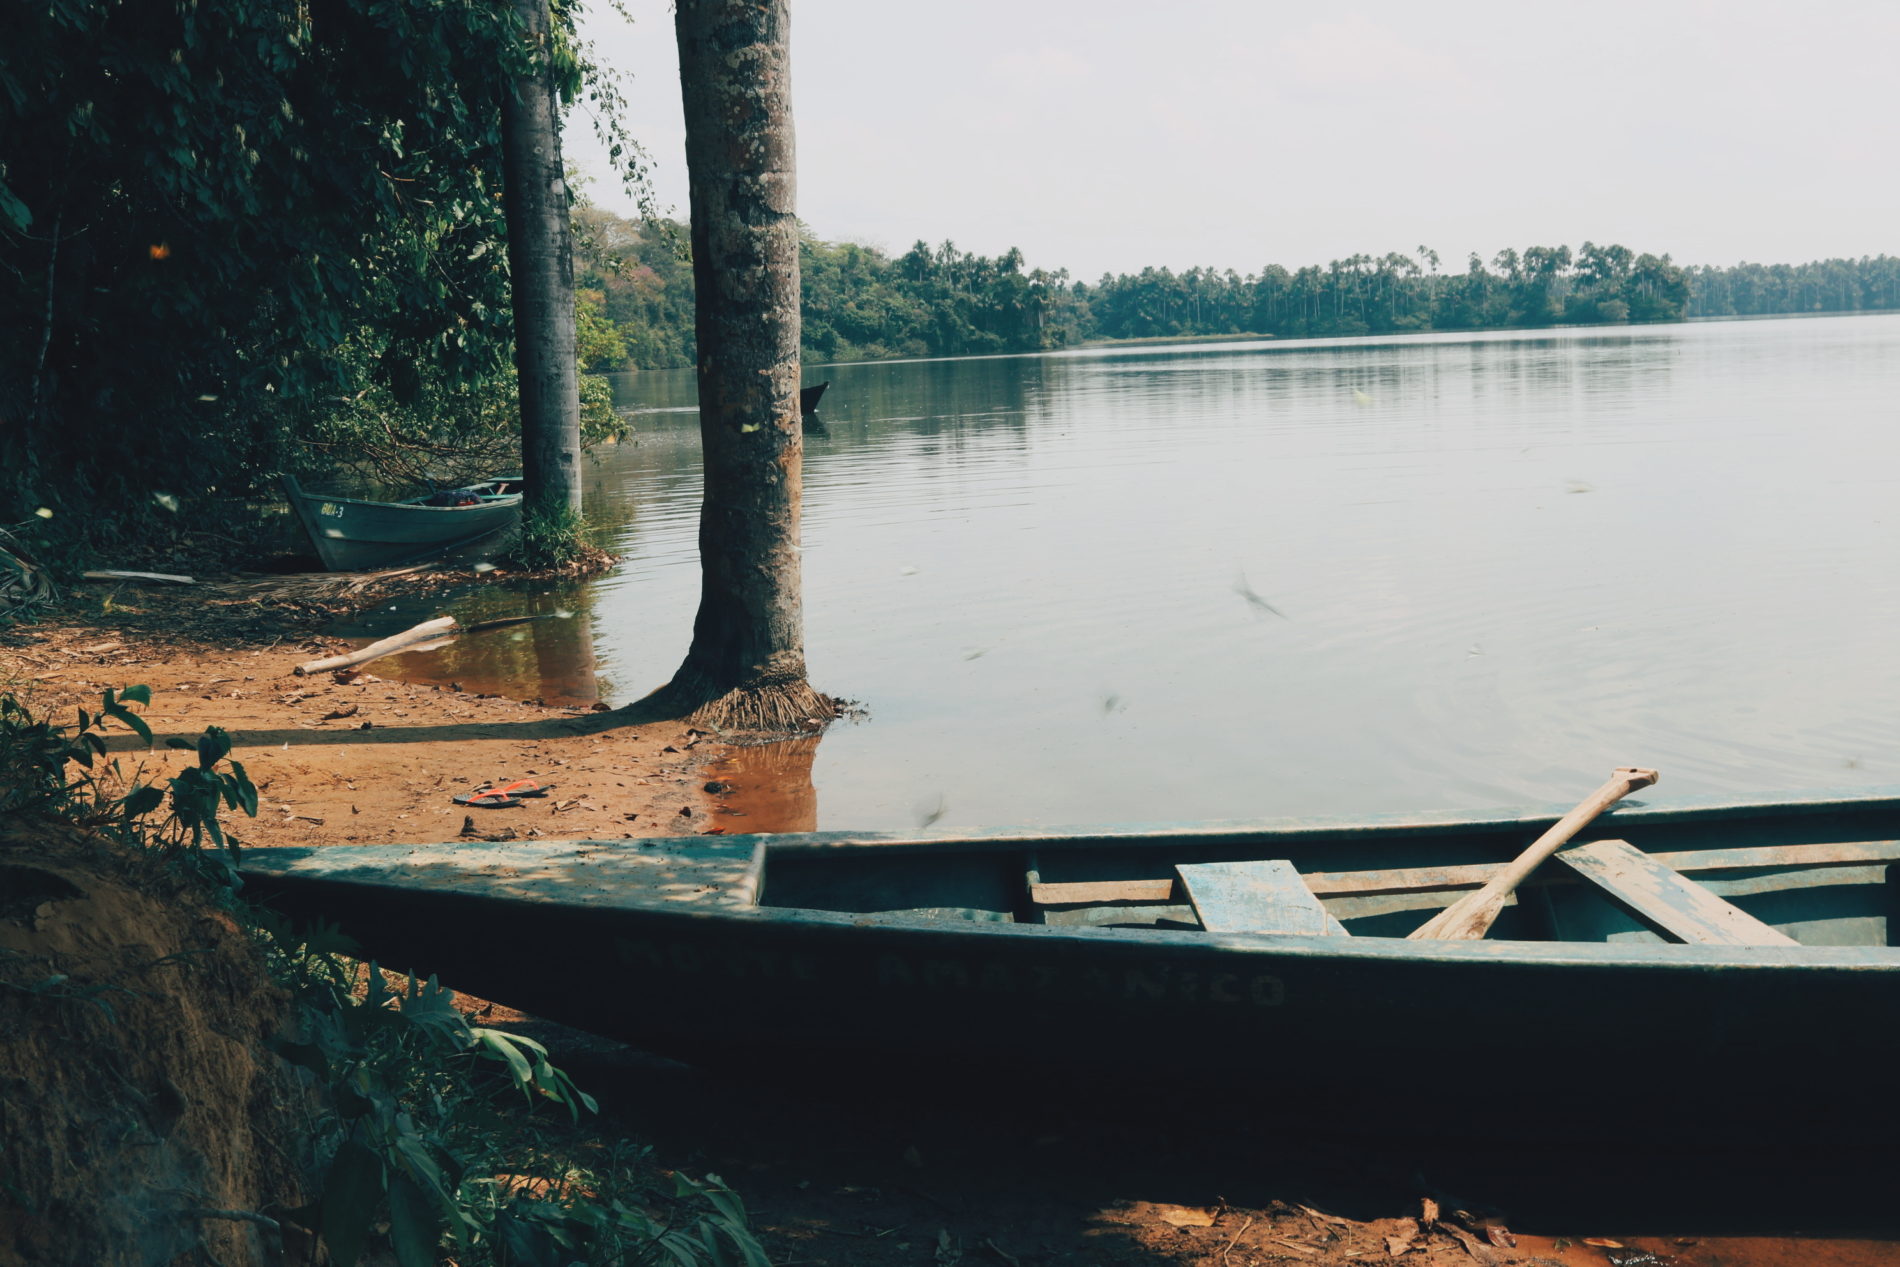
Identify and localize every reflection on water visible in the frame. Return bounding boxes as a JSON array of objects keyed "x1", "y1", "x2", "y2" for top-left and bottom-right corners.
[
  {"x1": 351, "y1": 314, "x2": 1900, "y2": 834},
  {"x1": 703, "y1": 736, "x2": 821, "y2": 834},
  {"x1": 329, "y1": 581, "x2": 606, "y2": 708}
]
